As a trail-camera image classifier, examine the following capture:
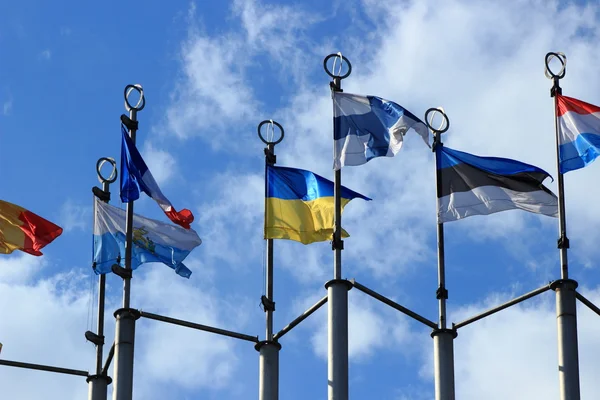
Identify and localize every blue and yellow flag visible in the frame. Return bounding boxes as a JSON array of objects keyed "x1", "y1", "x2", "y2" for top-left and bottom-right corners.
[{"x1": 265, "y1": 166, "x2": 370, "y2": 244}]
